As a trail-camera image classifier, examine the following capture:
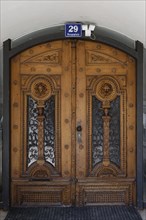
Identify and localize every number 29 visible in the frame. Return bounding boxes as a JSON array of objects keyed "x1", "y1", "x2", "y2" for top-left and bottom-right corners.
[{"x1": 68, "y1": 25, "x2": 78, "y2": 33}]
